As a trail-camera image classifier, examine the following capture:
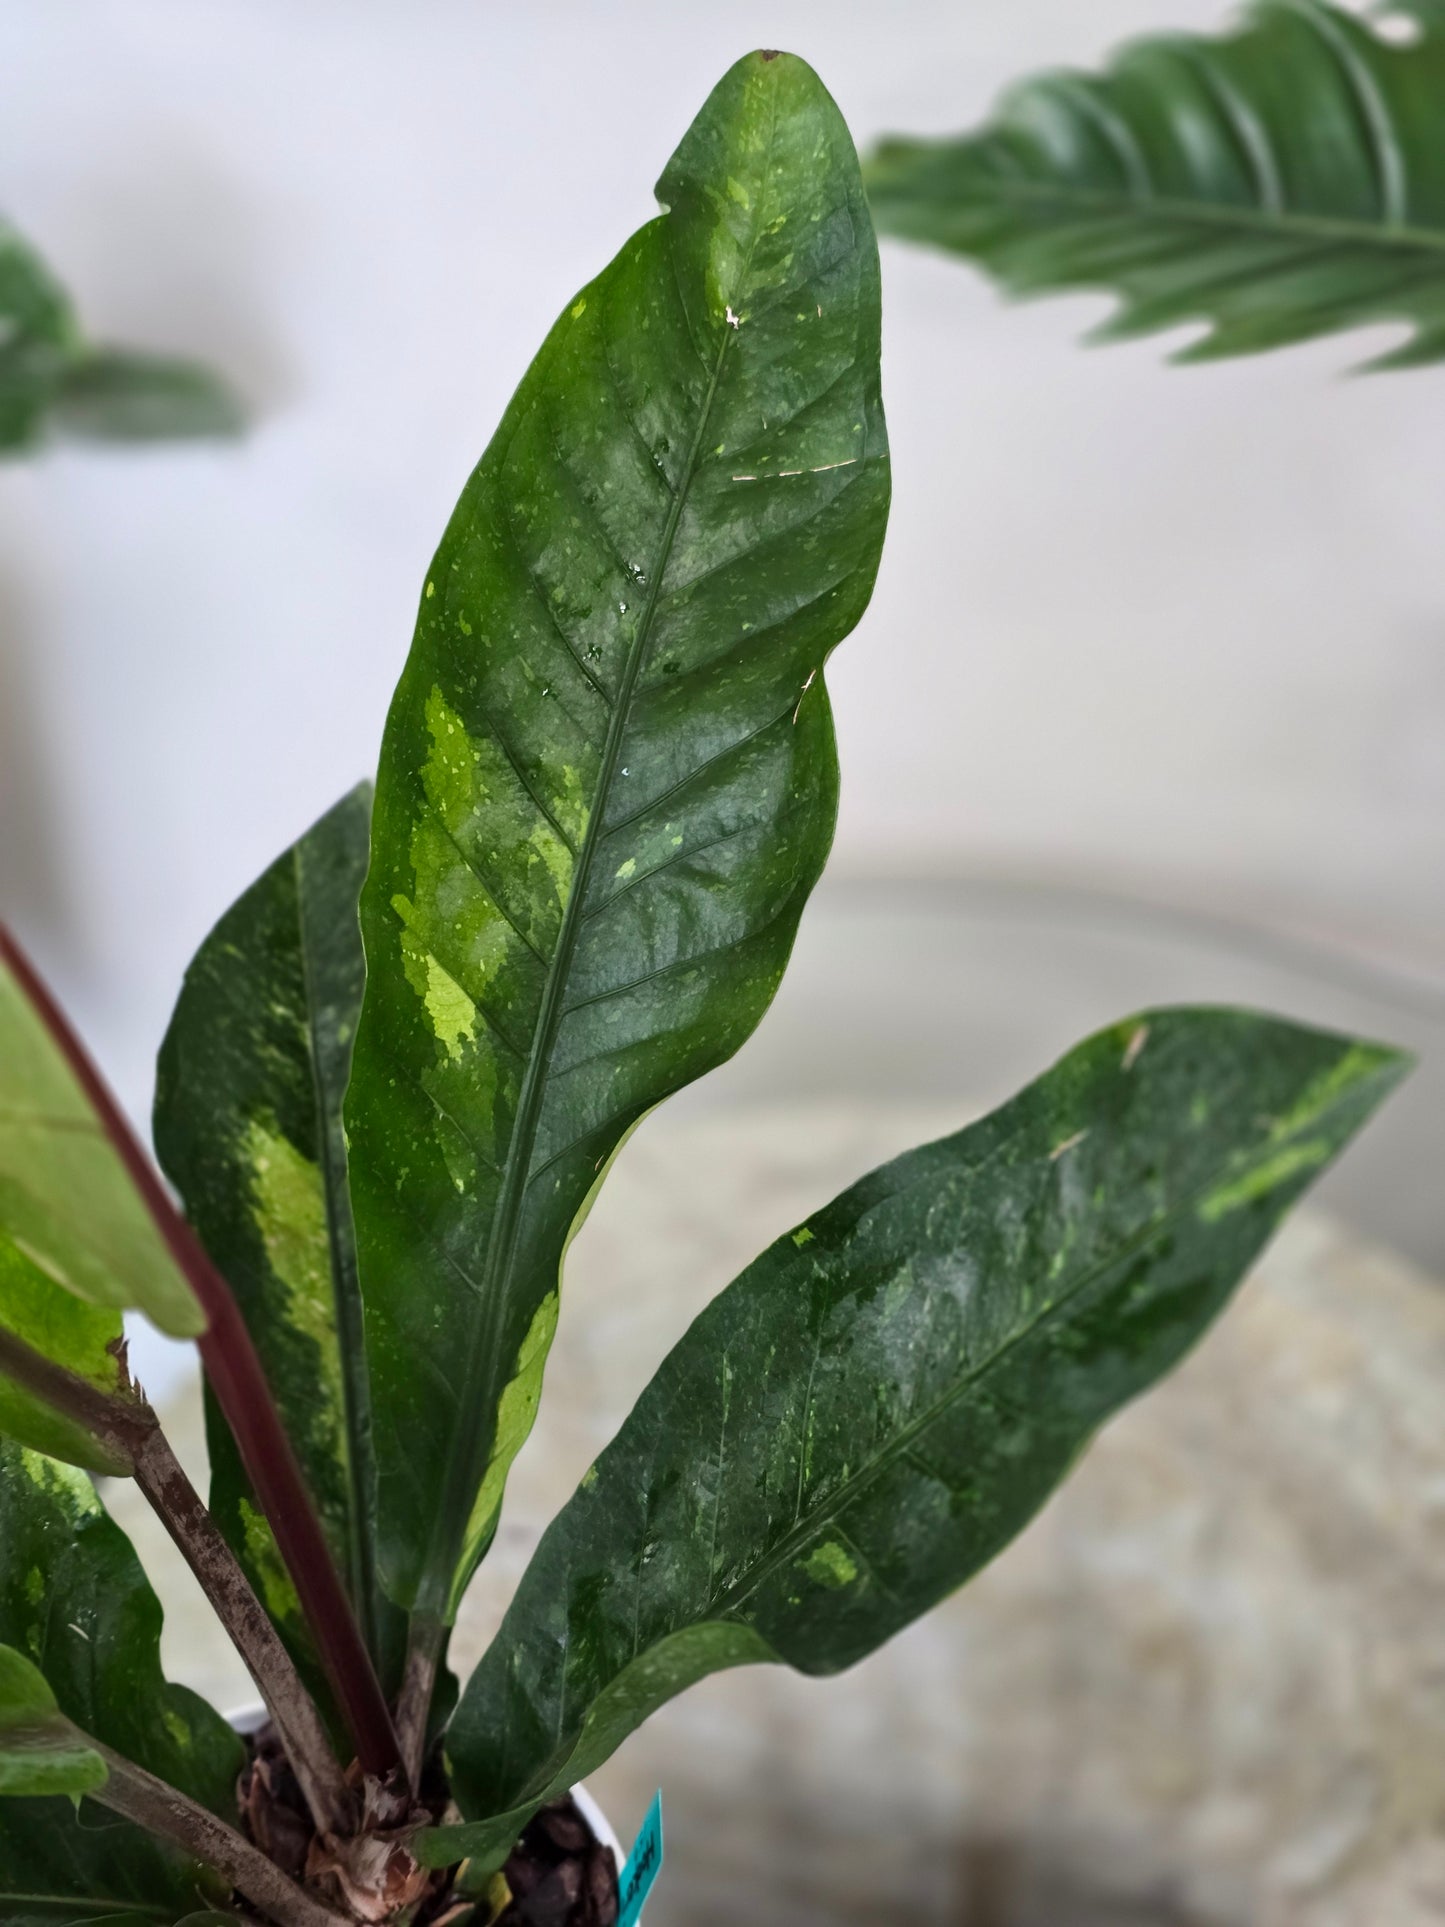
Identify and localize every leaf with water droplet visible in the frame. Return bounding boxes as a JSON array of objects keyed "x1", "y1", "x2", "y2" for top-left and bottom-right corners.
[
  {"x1": 430, "y1": 1007, "x2": 1405, "y2": 1872},
  {"x1": 346, "y1": 49, "x2": 890, "y2": 1622}
]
